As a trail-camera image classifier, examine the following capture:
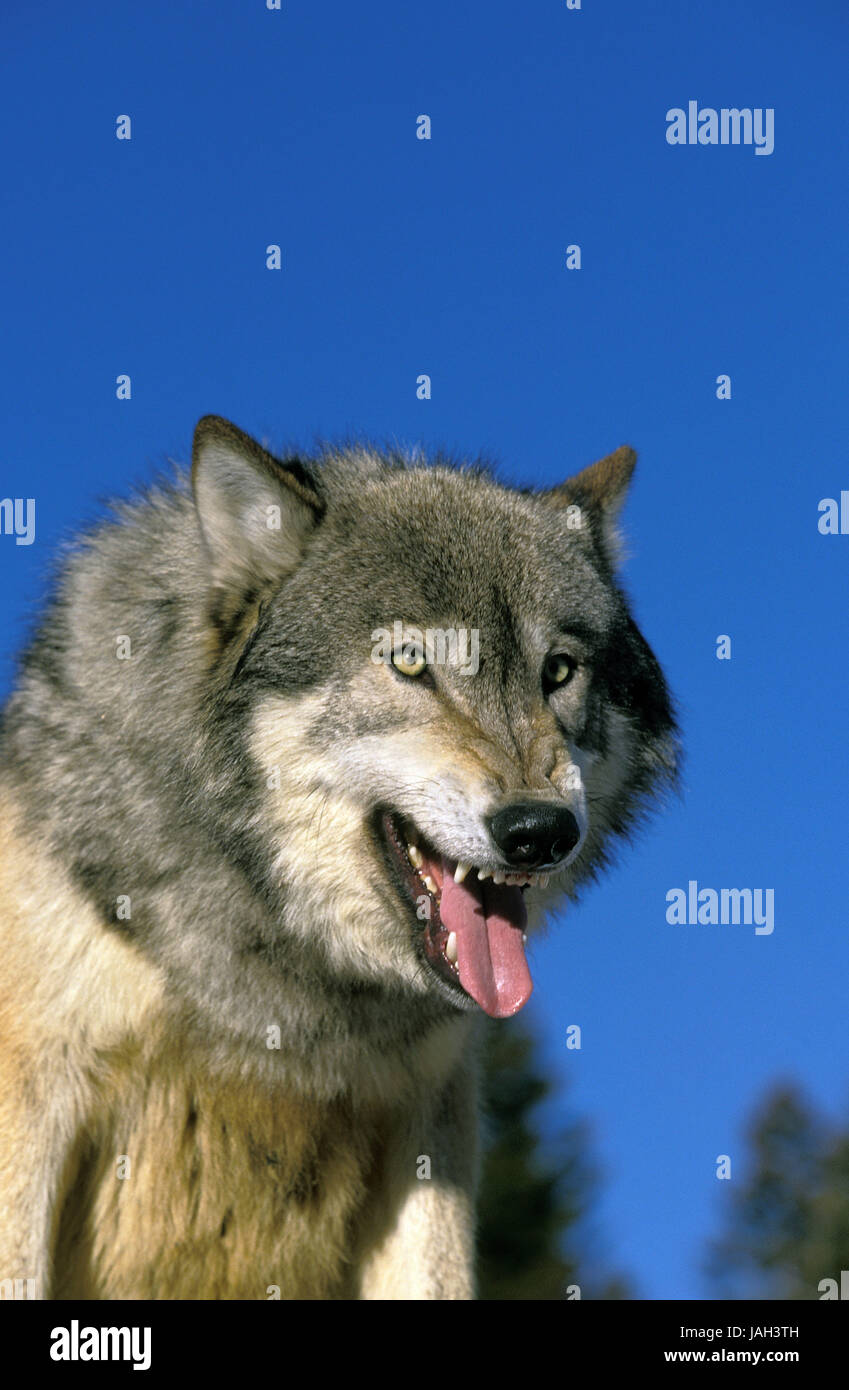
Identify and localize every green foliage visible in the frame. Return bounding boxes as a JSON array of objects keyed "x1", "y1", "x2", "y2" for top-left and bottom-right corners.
[
  {"x1": 476, "y1": 1017, "x2": 630, "y2": 1300},
  {"x1": 706, "y1": 1082, "x2": 849, "y2": 1299}
]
